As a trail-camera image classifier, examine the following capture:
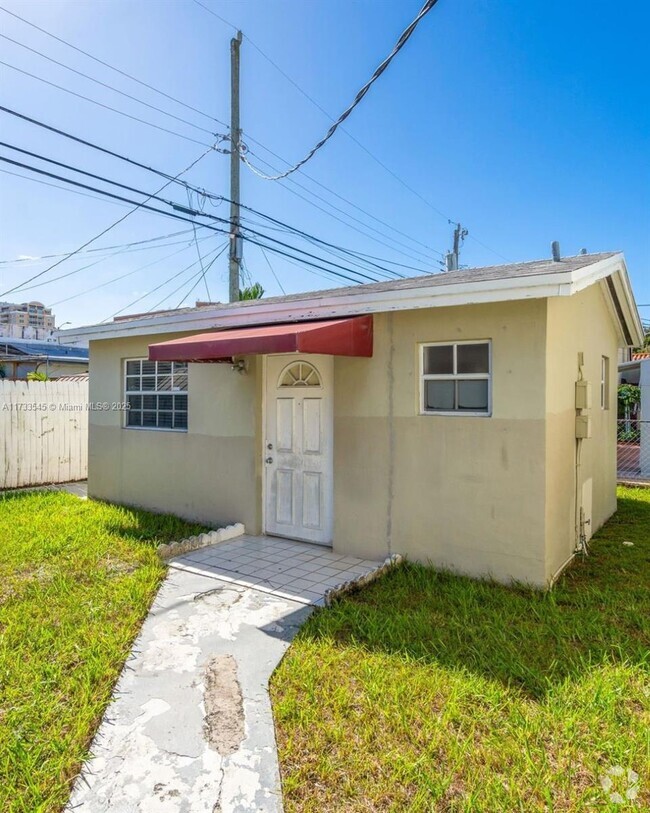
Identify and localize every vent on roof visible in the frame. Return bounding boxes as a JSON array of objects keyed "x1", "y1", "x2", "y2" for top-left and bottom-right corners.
[{"x1": 551, "y1": 241, "x2": 561, "y2": 262}]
